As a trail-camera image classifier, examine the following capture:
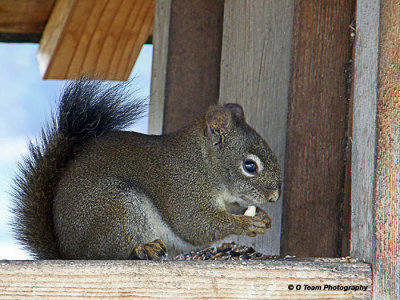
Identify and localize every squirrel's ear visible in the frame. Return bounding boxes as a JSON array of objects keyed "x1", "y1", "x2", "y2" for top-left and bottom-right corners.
[
  {"x1": 205, "y1": 106, "x2": 233, "y2": 149},
  {"x1": 223, "y1": 103, "x2": 245, "y2": 121}
]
